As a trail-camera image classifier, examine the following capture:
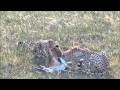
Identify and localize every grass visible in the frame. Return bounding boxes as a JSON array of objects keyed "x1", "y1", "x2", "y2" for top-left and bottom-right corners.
[{"x1": 0, "y1": 11, "x2": 120, "y2": 79}]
